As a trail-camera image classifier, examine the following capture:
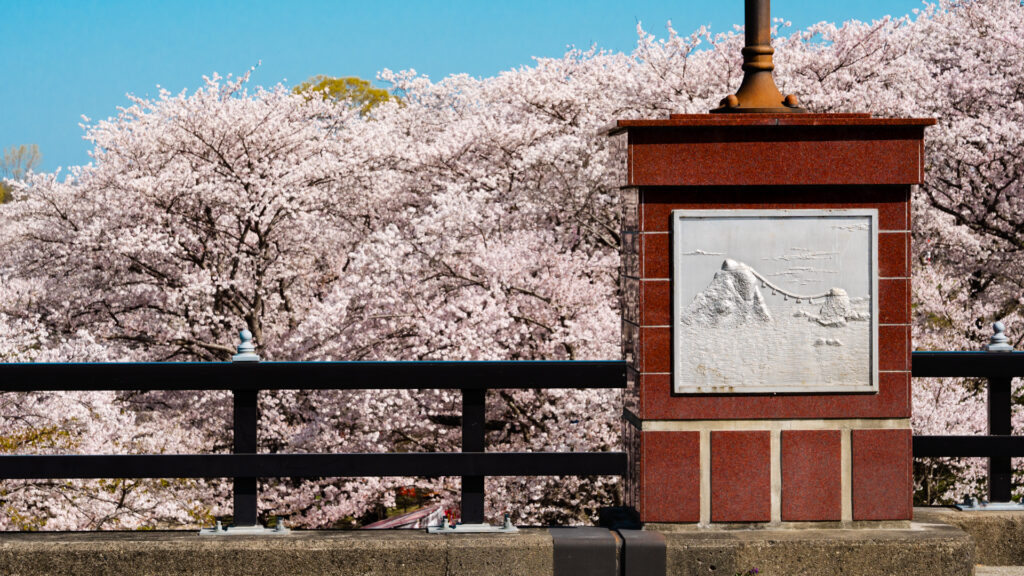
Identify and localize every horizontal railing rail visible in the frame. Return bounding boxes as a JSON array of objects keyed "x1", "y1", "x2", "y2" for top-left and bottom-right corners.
[
  {"x1": 912, "y1": 350, "x2": 1024, "y2": 502},
  {"x1": 0, "y1": 358, "x2": 629, "y2": 528},
  {"x1": 912, "y1": 436, "x2": 1024, "y2": 458},
  {"x1": 0, "y1": 360, "x2": 626, "y2": 391},
  {"x1": 0, "y1": 453, "x2": 627, "y2": 479},
  {"x1": 12, "y1": 348, "x2": 1020, "y2": 523},
  {"x1": 911, "y1": 351, "x2": 1024, "y2": 379}
]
